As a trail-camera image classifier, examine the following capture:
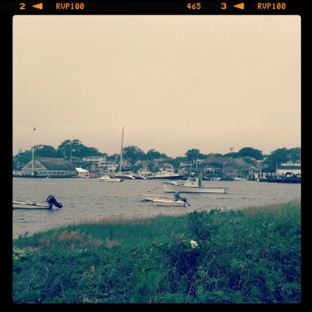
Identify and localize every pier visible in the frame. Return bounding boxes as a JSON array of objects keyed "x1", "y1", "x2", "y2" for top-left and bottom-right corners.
[{"x1": 259, "y1": 172, "x2": 301, "y2": 184}]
